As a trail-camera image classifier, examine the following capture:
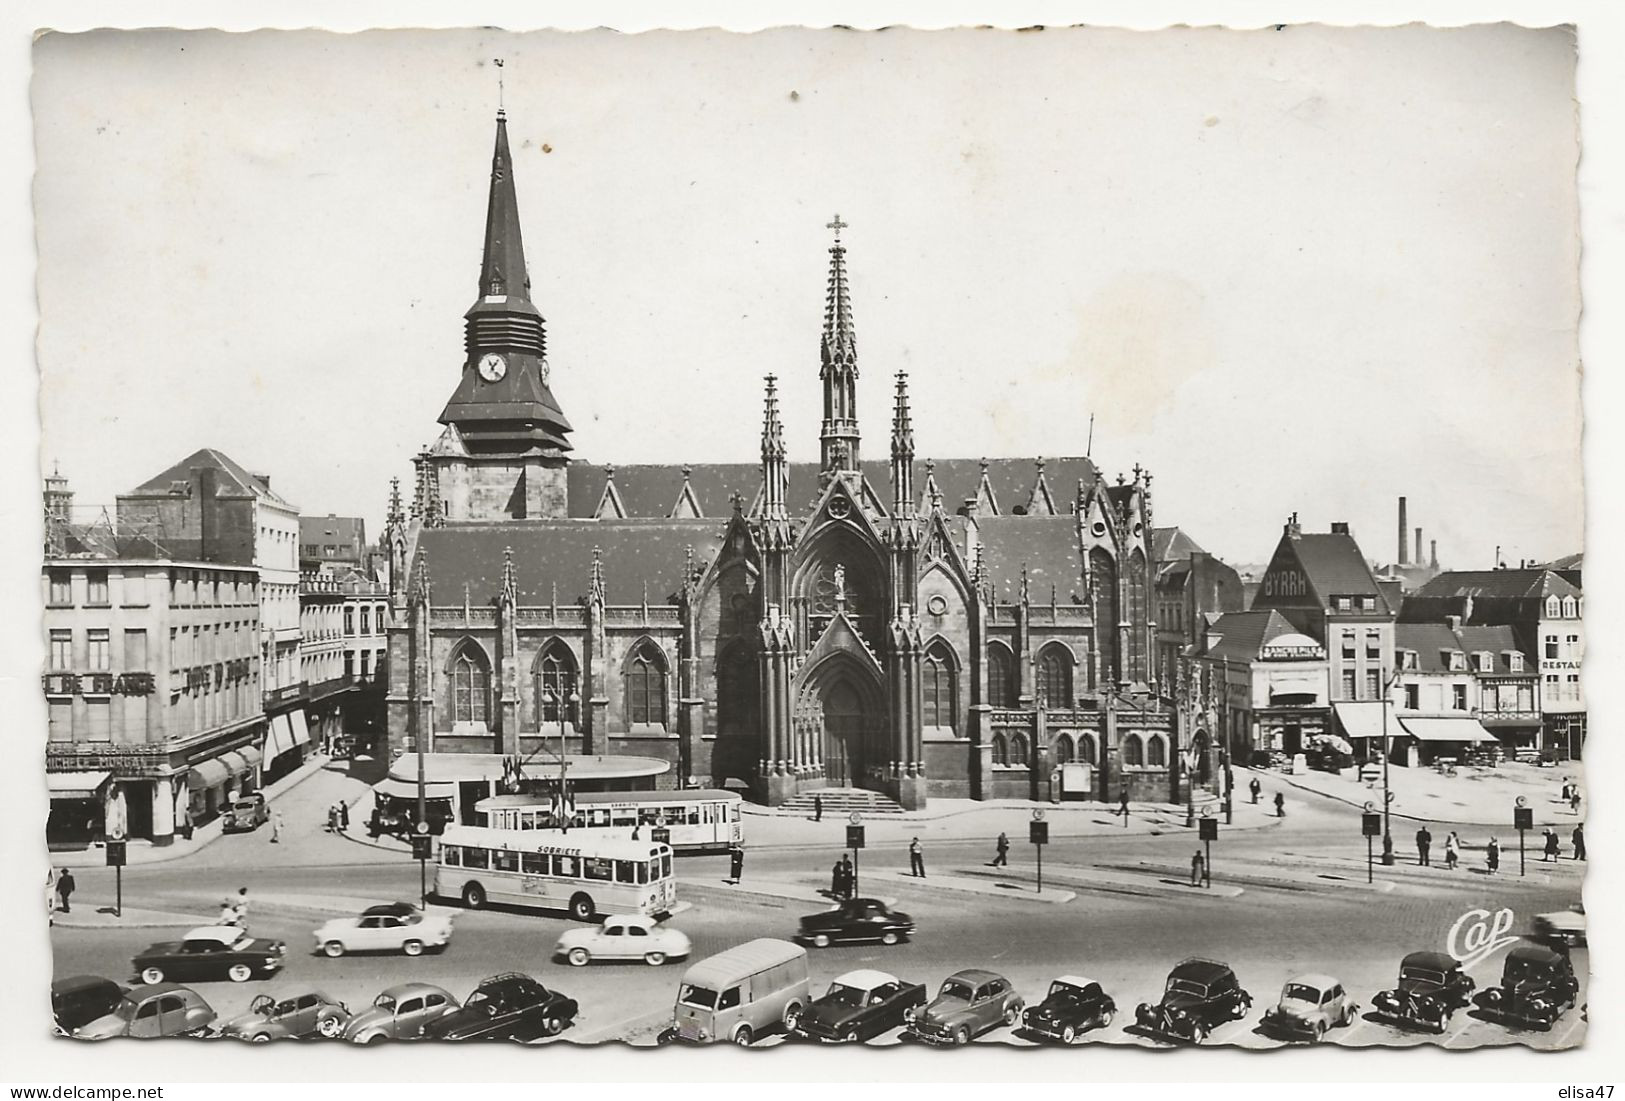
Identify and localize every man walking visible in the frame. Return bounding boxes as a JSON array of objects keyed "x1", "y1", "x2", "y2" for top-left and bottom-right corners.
[
  {"x1": 180, "y1": 805, "x2": 194, "y2": 842},
  {"x1": 1486, "y1": 837, "x2": 1500, "y2": 876},
  {"x1": 1415, "y1": 824, "x2": 1432, "y2": 866},
  {"x1": 1543, "y1": 828, "x2": 1560, "y2": 863},
  {"x1": 232, "y1": 886, "x2": 250, "y2": 927},
  {"x1": 1572, "y1": 823, "x2": 1586, "y2": 861},
  {"x1": 909, "y1": 837, "x2": 926, "y2": 878},
  {"x1": 1116, "y1": 791, "x2": 1130, "y2": 818},
  {"x1": 992, "y1": 831, "x2": 1010, "y2": 867},
  {"x1": 1569, "y1": 789, "x2": 1582, "y2": 815},
  {"x1": 1190, "y1": 848, "x2": 1206, "y2": 887},
  {"x1": 813, "y1": 794, "x2": 823, "y2": 823},
  {"x1": 840, "y1": 854, "x2": 855, "y2": 898},
  {"x1": 728, "y1": 842, "x2": 745, "y2": 885},
  {"x1": 1249, "y1": 777, "x2": 1262, "y2": 805},
  {"x1": 1274, "y1": 792, "x2": 1286, "y2": 818},
  {"x1": 55, "y1": 867, "x2": 75, "y2": 914},
  {"x1": 831, "y1": 858, "x2": 846, "y2": 899}
]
